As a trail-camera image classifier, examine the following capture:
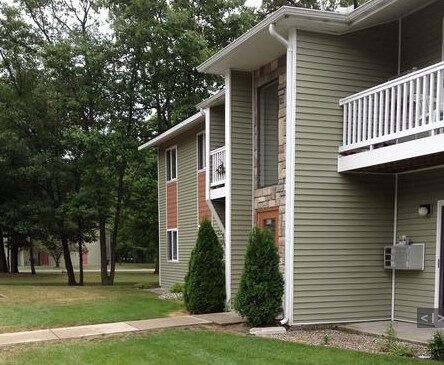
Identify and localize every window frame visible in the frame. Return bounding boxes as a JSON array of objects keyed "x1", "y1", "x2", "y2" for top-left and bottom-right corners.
[
  {"x1": 165, "y1": 146, "x2": 177, "y2": 182},
  {"x1": 166, "y1": 229, "x2": 179, "y2": 262},
  {"x1": 197, "y1": 132, "x2": 206, "y2": 171}
]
